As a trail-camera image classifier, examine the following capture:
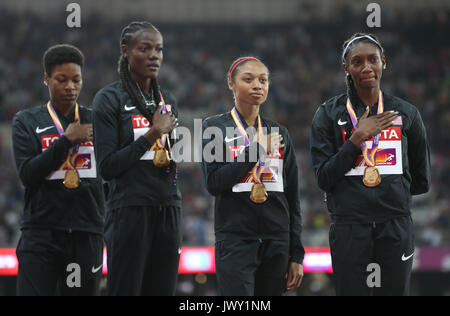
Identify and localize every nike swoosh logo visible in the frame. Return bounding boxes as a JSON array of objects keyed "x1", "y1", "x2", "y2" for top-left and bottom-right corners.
[
  {"x1": 36, "y1": 126, "x2": 55, "y2": 134},
  {"x1": 338, "y1": 119, "x2": 348, "y2": 126},
  {"x1": 225, "y1": 136, "x2": 243, "y2": 143},
  {"x1": 91, "y1": 265, "x2": 103, "y2": 274},
  {"x1": 124, "y1": 105, "x2": 136, "y2": 111},
  {"x1": 401, "y1": 253, "x2": 414, "y2": 262}
]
